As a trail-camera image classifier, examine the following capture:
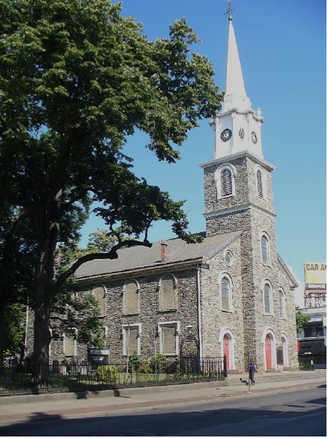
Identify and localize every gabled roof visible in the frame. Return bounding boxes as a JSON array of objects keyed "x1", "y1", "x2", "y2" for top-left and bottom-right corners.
[
  {"x1": 277, "y1": 254, "x2": 299, "y2": 289},
  {"x1": 75, "y1": 230, "x2": 242, "y2": 282}
]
